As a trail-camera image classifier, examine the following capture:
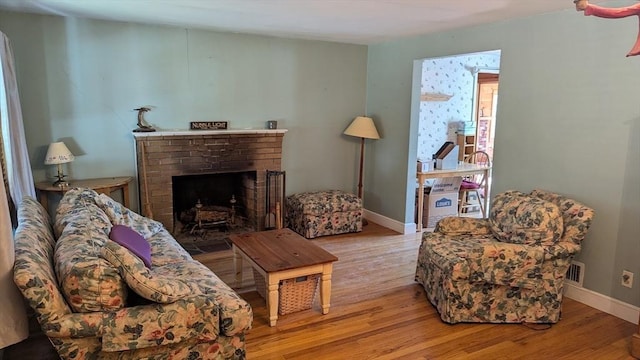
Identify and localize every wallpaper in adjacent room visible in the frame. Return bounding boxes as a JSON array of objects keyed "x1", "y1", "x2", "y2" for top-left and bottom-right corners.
[{"x1": 417, "y1": 51, "x2": 501, "y2": 162}]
